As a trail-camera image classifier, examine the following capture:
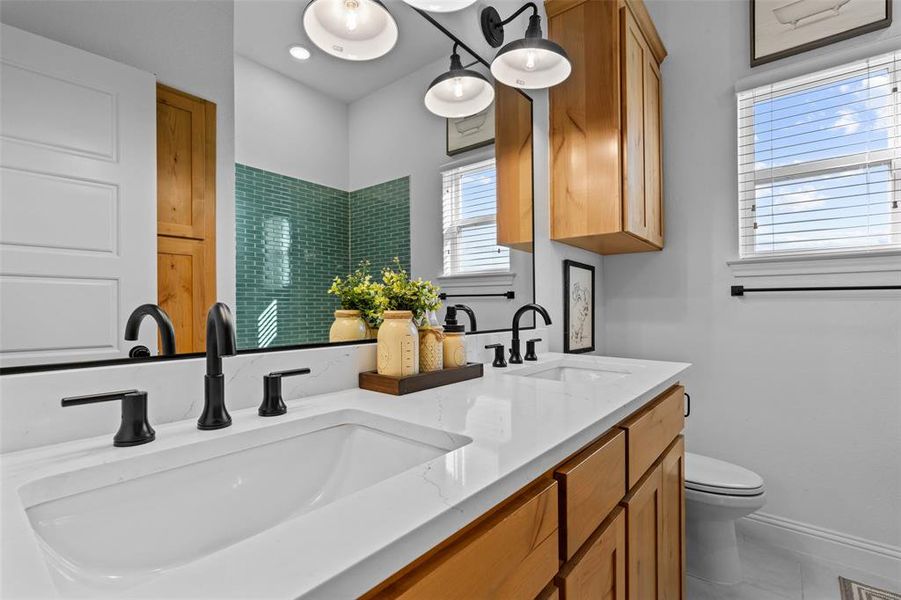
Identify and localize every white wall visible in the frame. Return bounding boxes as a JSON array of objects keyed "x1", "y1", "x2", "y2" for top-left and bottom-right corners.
[
  {"x1": 235, "y1": 55, "x2": 349, "y2": 190},
  {"x1": 0, "y1": 0, "x2": 237, "y2": 312},
  {"x1": 604, "y1": 0, "x2": 901, "y2": 556}
]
